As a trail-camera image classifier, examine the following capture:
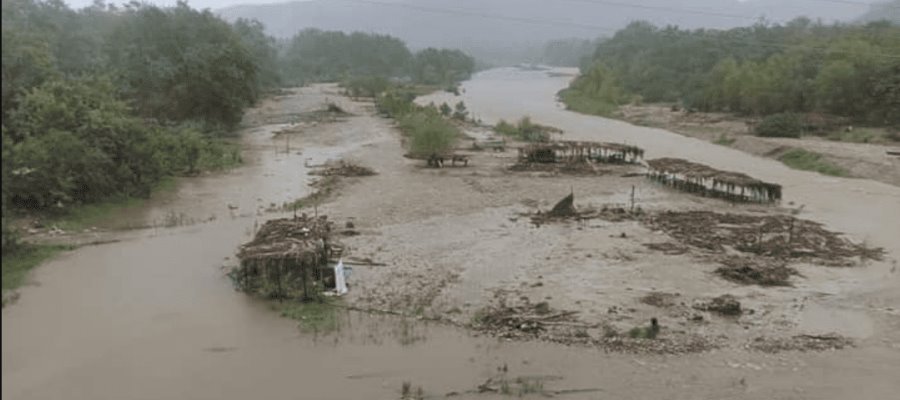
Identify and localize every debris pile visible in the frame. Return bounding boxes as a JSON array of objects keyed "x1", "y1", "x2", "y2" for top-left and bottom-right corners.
[
  {"x1": 646, "y1": 158, "x2": 782, "y2": 203},
  {"x1": 310, "y1": 161, "x2": 376, "y2": 177},
  {"x1": 642, "y1": 242, "x2": 688, "y2": 255},
  {"x1": 693, "y1": 294, "x2": 742, "y2": 316},
  {"x1": 528, "y1": 193, "x2": 641, "y2": 226},
  {"x1": 470, "y1": 300, "x2": 579, "y2": 340},
  {"x1": 748, "y1": 334, "x2": 853, "y2": 353},
  {"x1": 596, "y1": 329, "x2": 719, "y2": 354},
  {"x1": 715, "y1": 257, "x2": 797, "y2": 286},
  {"x1": 640, "y1": 292, "x2": 680, "y2": 308},
  {"x1": 646, "y1": 211, "x2": 881, "y2": 263}
]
